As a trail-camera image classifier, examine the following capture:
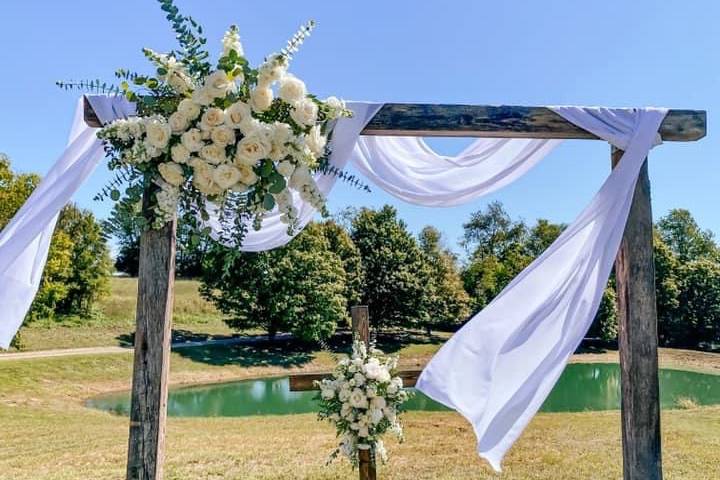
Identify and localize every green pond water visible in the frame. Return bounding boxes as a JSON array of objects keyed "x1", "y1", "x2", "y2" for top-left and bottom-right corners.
[{"x1": 88, "y1": 363, "x2": 720, "y2": 417}]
